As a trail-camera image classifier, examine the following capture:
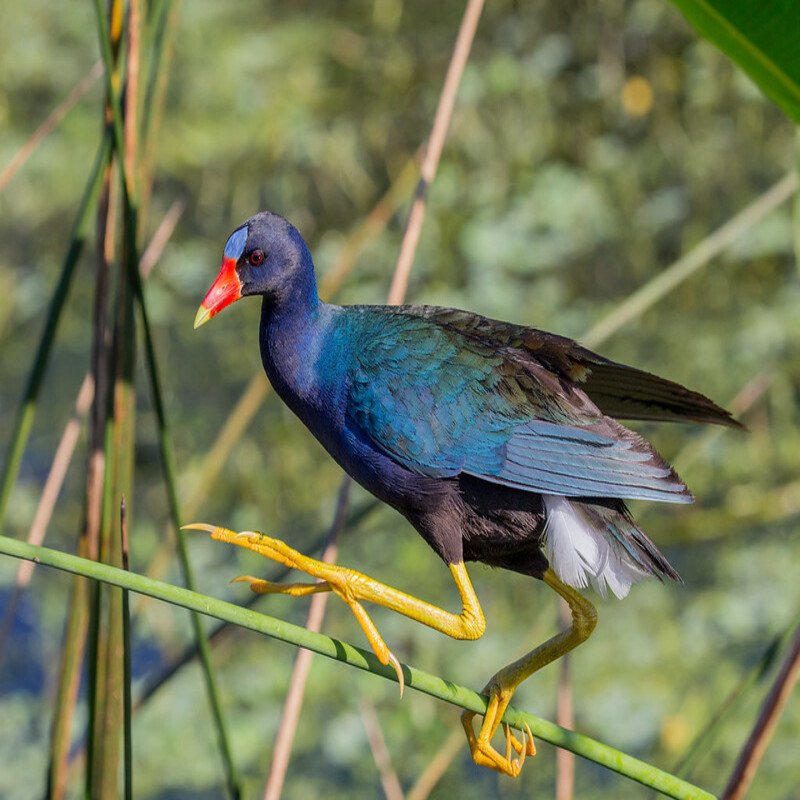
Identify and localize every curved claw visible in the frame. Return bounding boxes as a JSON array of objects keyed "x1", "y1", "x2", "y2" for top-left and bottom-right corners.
[
  {"x1": 387, "y1": 651, "x2": 405, "y2": 698},
  {"x1": 181, "y1": 522, "x2": 218, "y2": 534},
  {"x1": 508, "y1": 723, "x2": 535, "y2": 771},
  {"x1": 230, "y1": 574, "x2": 260, "y2": 586}
]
